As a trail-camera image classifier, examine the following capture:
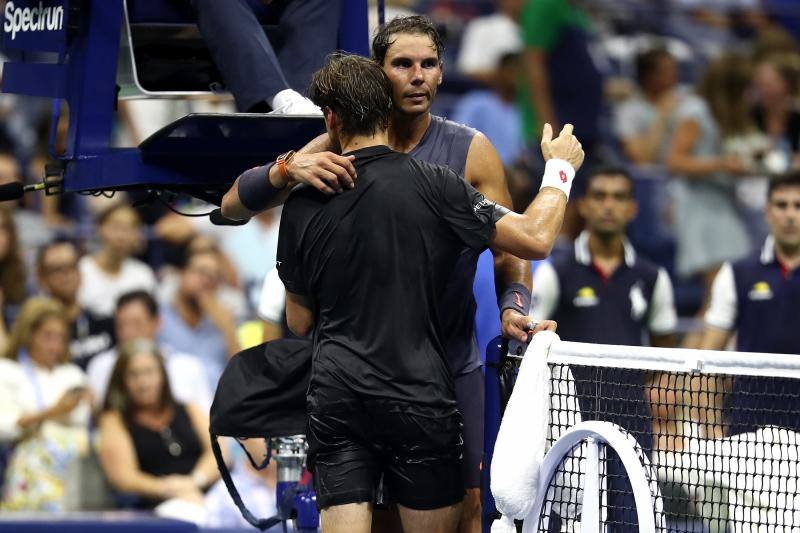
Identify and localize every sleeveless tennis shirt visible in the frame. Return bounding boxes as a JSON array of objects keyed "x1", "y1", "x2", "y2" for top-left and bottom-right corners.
[{"x1": 409, "y1": 115, "x2": 481, "y2": 376}]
